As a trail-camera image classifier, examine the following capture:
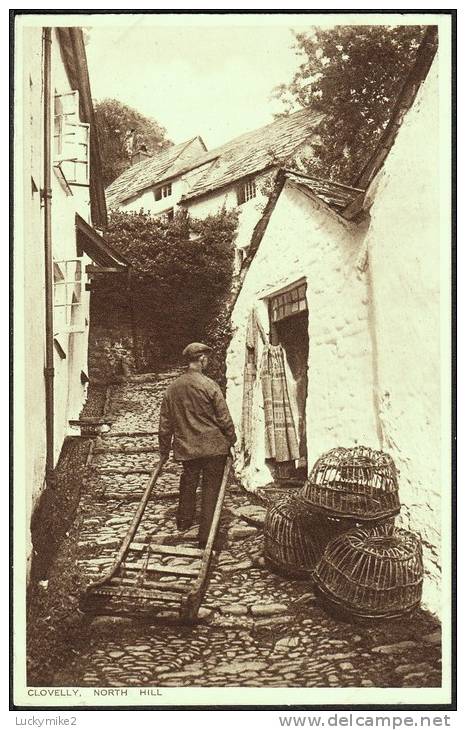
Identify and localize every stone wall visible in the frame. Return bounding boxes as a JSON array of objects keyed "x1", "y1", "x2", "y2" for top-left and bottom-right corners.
[
  {"x1": 88, "y1": 286, "x2": 164, "y2": 382},
  {"x1": 88, "y1": 289, "x2": 135, "y2": 382}
]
